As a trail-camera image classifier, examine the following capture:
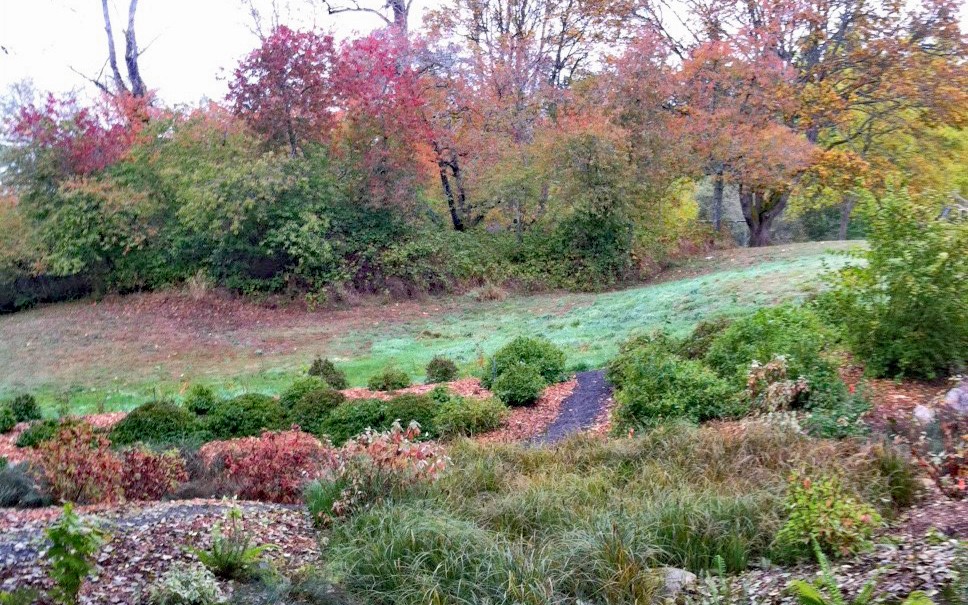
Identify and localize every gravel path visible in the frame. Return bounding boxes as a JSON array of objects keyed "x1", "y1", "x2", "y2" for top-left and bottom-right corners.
[{"x1": 532, "y1": 370, "x2": 612, "y2": 445}]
